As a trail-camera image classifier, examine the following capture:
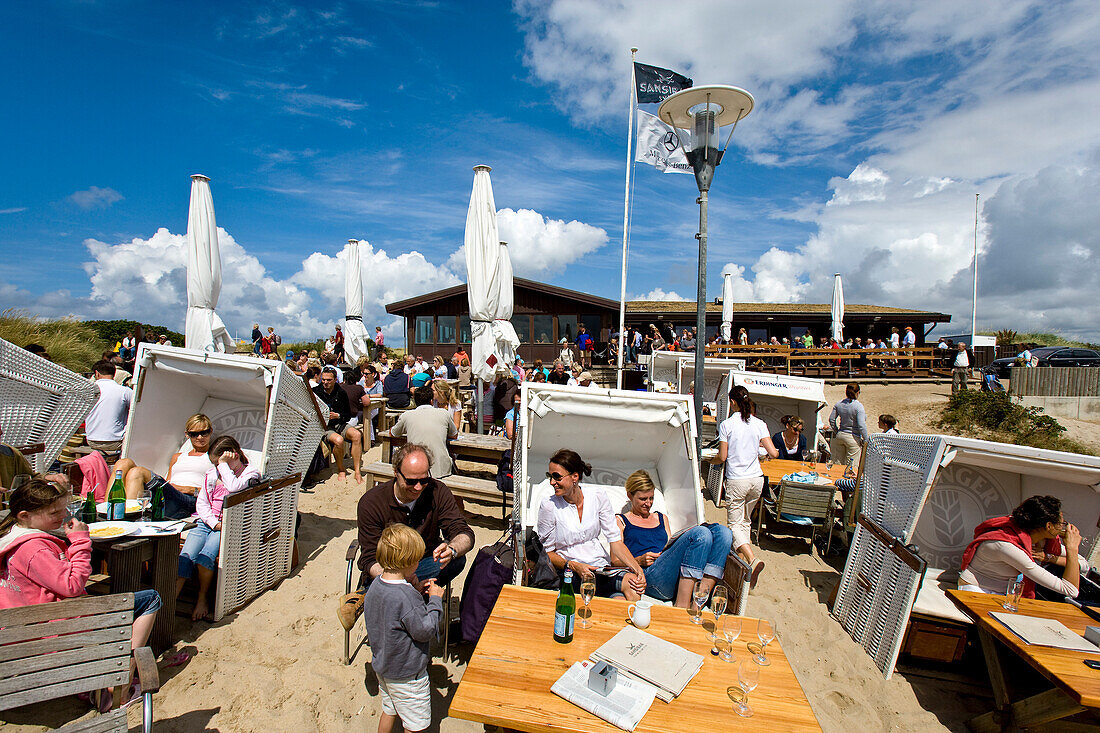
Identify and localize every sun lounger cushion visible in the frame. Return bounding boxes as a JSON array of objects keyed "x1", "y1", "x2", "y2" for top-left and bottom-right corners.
[{"x1": 910, "y1": 567, "x2": 972, "y2": 625}]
